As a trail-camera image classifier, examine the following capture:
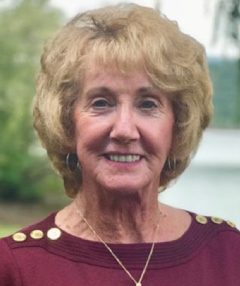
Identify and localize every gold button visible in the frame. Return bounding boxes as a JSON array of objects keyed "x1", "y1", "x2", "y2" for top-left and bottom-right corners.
[
  {"x1": 196, "y1": 215, "x2": 208, "y2": 224},
  {"x1": 12, "y1": 232, "x2": 27, "y2": 242},
  {"x1": 211, "y1": 217, "x2": 223, "y2": 224},
  {"x1": 226, "y1": 220, "x2": 236, "y2": 228},
  {"x1": 47, "y1": 227, "x2": 62, "y2": 240},
  {"x1": 30, "y1": 230, "x2": 44, "y2": 240}
]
